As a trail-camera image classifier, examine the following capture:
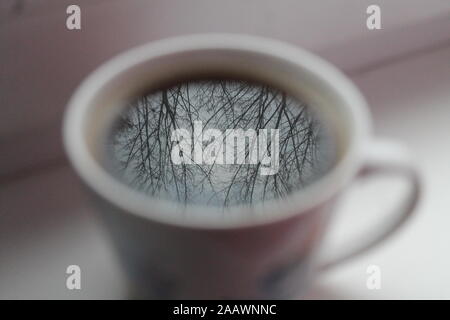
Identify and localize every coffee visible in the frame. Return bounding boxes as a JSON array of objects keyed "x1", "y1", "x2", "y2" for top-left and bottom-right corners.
[{"x1": 105, "y1": 79, "x2": 336, "y2": 208}]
